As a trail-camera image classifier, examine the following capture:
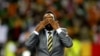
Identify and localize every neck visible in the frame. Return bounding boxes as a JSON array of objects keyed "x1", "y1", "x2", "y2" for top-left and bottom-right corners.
[{"x1": 45, "y1": 29, "x2": 53, "y2": 31}]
